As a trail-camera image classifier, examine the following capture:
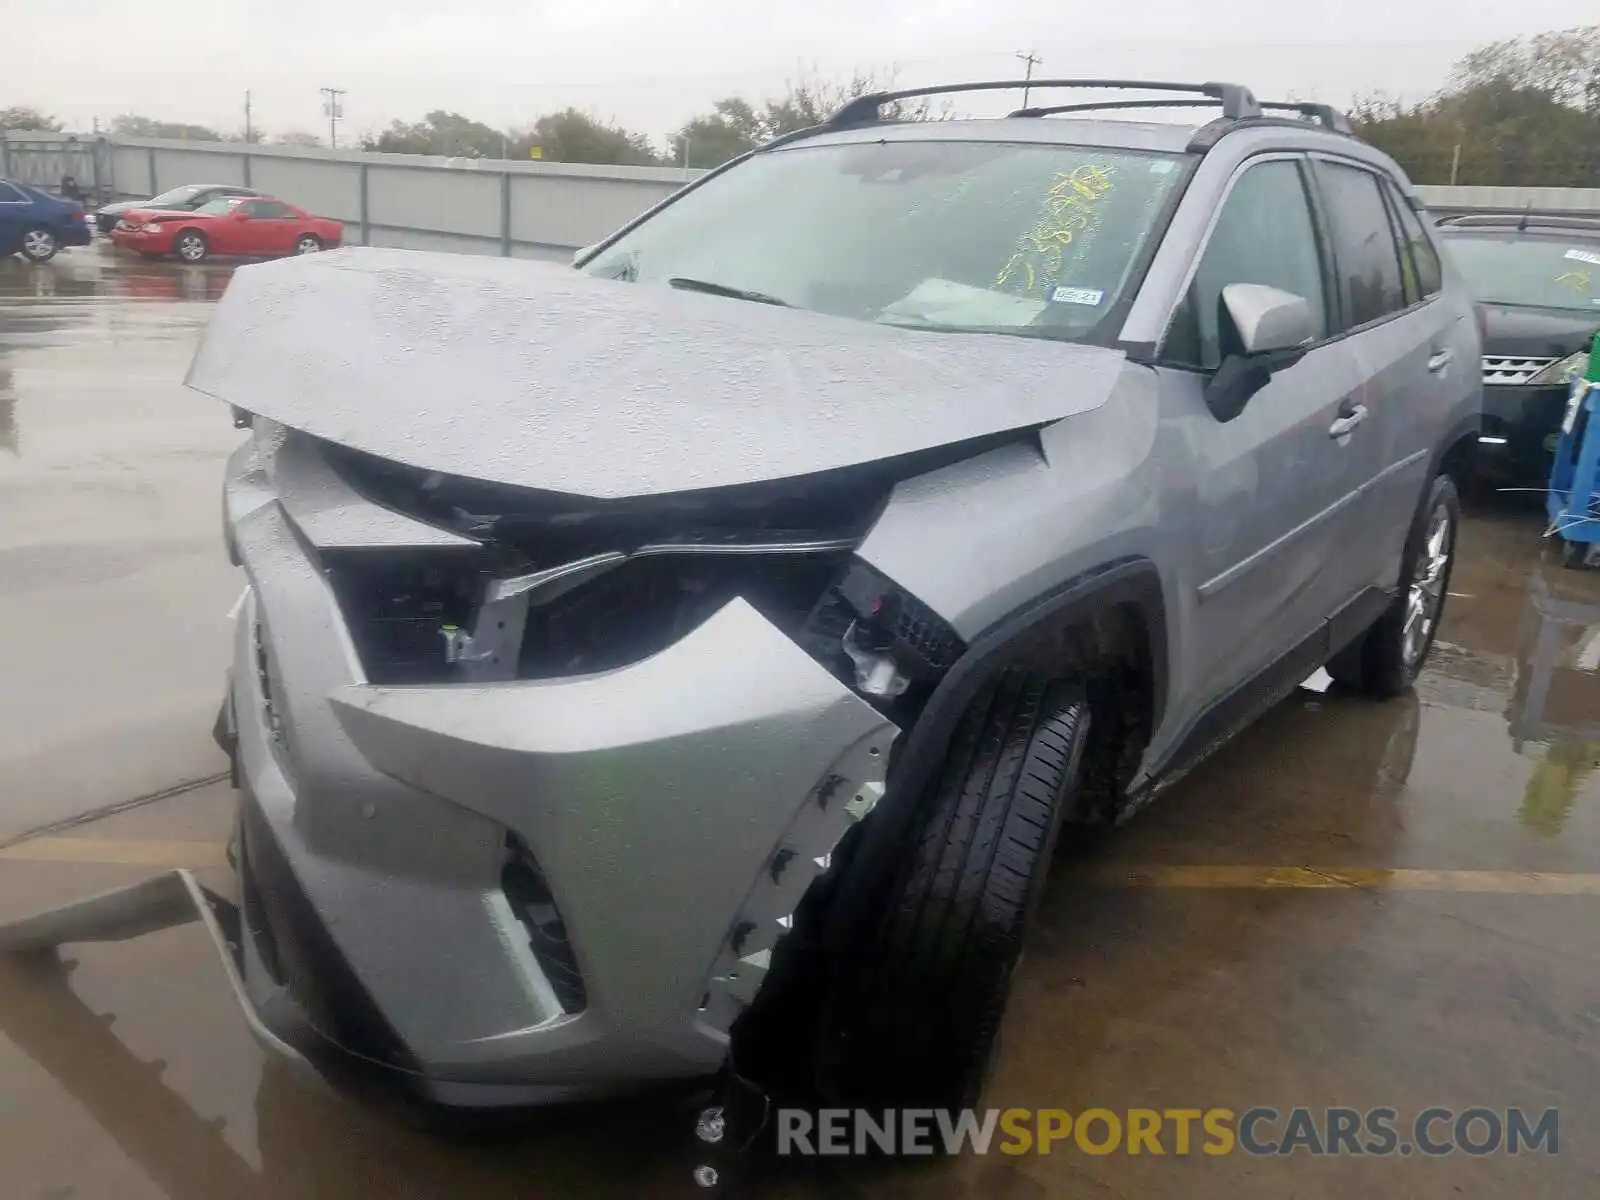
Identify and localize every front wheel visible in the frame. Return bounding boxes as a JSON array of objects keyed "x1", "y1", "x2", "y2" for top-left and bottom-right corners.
[
  {"x1": 818, "y1": 670, "x2": 1091, "y2": 1112},
  {"x1": 19, "y1": 227, "x2": 58, "y2": 263},
  {"x1": 1329, "y1": 473, "x2": 1460, "y2": 697},
  {"x1": 292, "y1": 234, "x2": 323, "y2": 255},
  {"x1": 173, "y1": 230, "x2": 209, "y2": 263}
]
